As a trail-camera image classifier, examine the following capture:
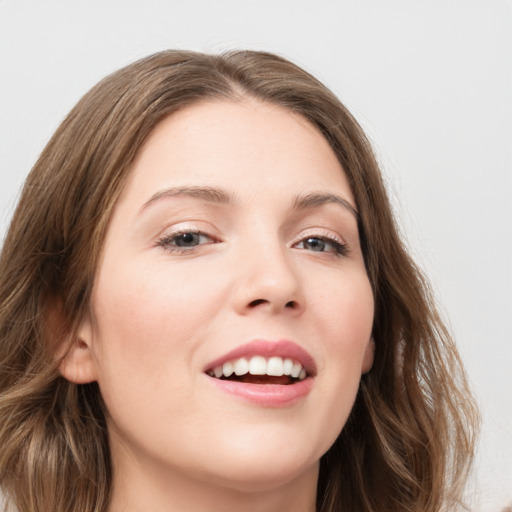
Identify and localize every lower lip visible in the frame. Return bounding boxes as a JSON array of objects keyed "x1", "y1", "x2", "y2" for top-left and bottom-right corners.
[{"x1": 207, "y1": 376, "x2": 314, "y2": 407}]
